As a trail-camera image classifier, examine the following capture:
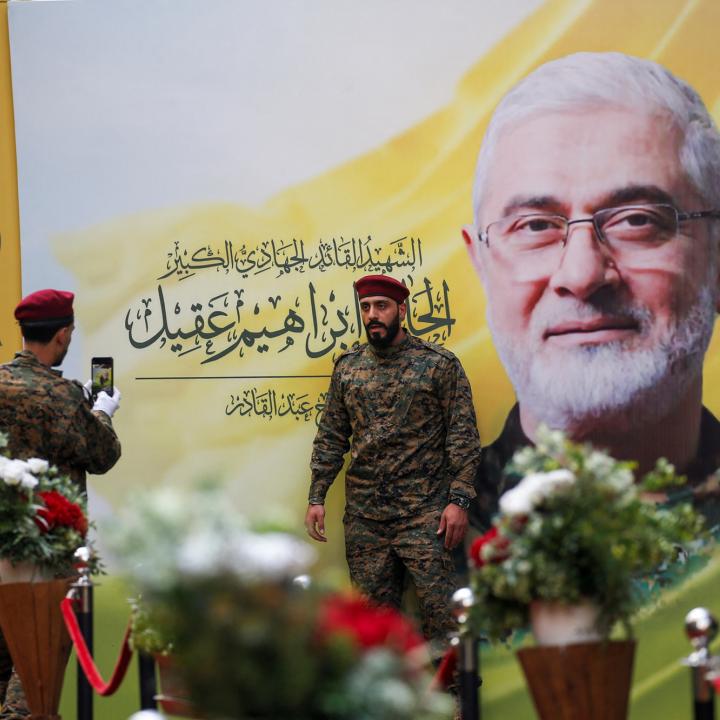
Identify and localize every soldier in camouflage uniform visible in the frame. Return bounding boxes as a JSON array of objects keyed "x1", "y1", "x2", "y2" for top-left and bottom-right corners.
[
  {"x1": 0, "y1": 289, "x2": 122, "y2": 719},
  {"x1": 305, "y1": 275, "x2": 482, "y2": 652}
]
